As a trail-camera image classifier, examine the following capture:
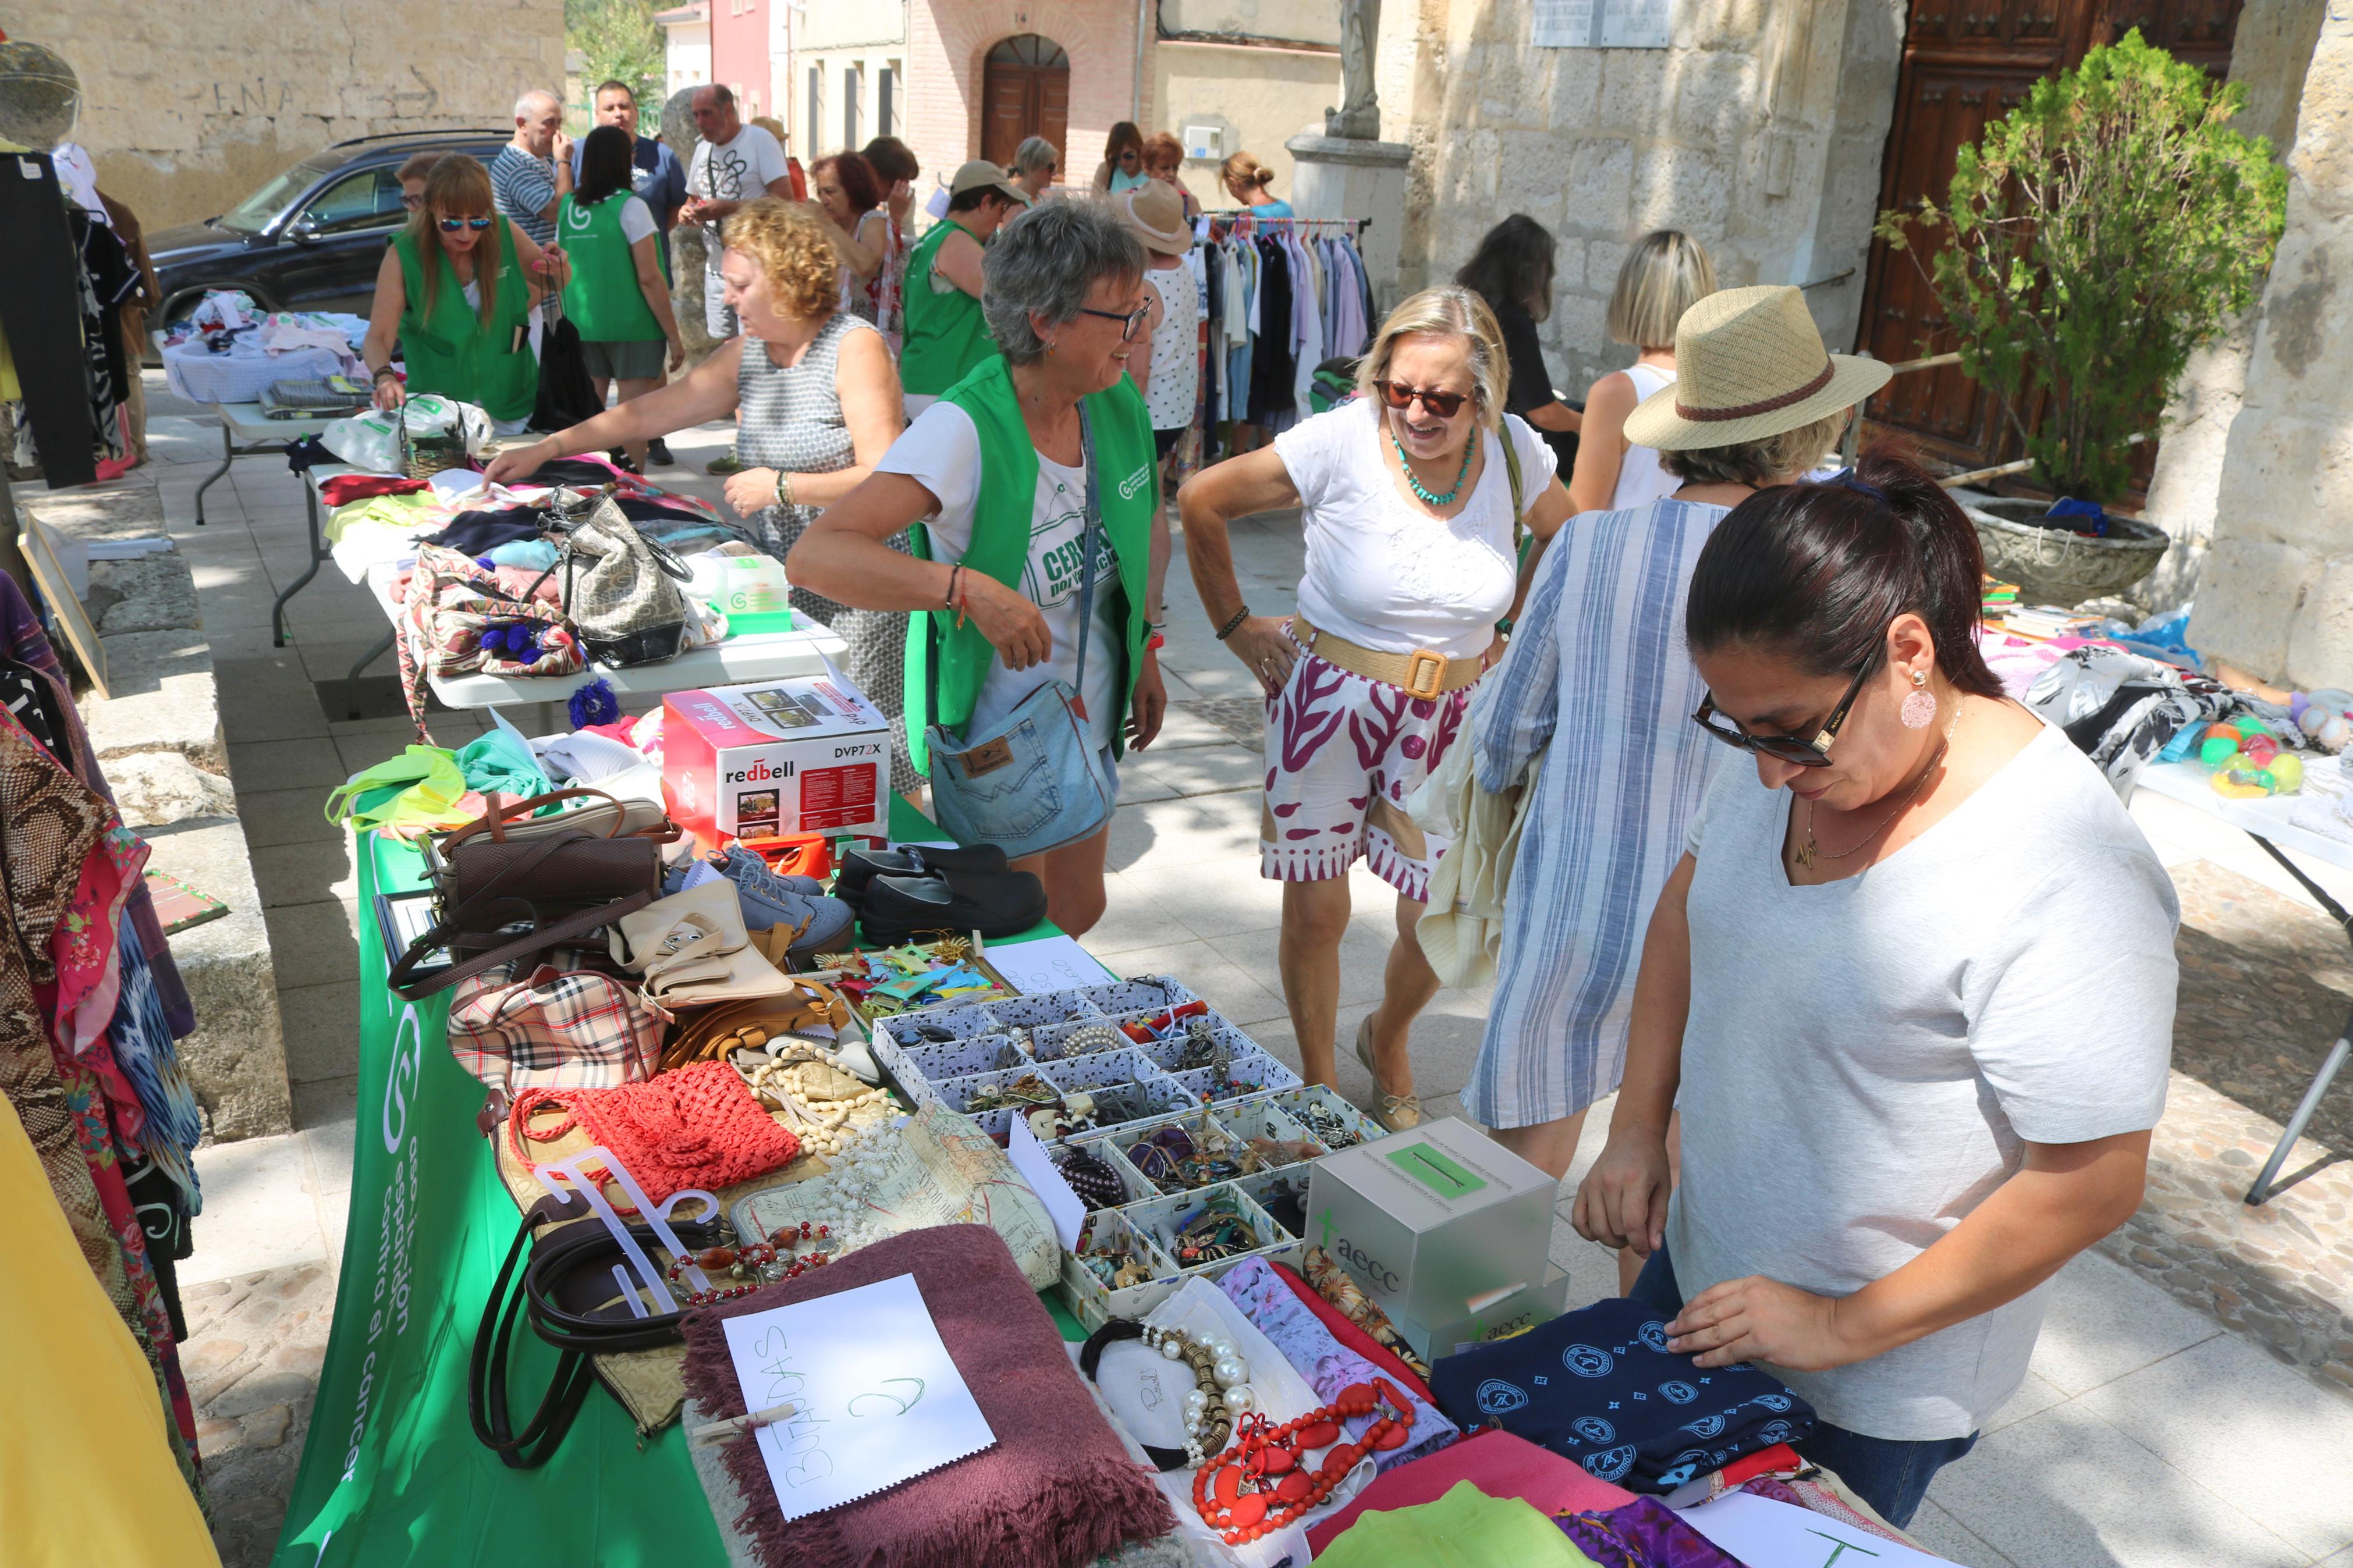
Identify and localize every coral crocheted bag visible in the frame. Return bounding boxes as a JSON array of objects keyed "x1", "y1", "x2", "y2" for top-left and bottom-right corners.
[{"x1": 507, "y1": 1059, "x2": 801, "y2": 1201}]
